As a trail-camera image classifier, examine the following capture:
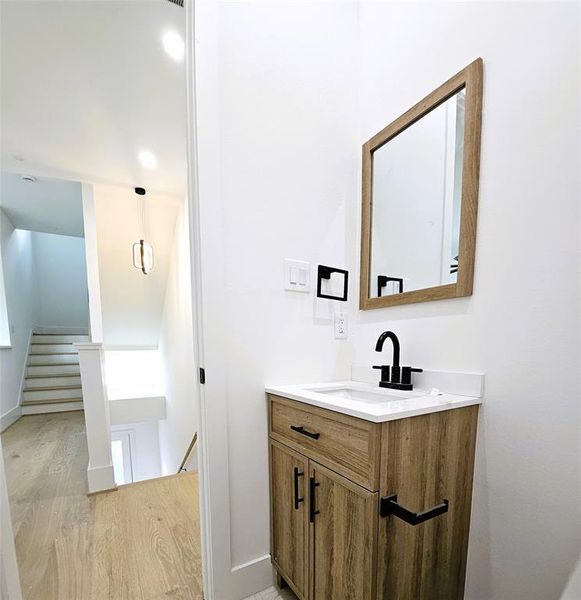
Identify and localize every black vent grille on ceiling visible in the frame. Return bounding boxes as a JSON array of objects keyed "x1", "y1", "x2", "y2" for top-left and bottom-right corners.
[{"x1": 166, "y1": 0, "x2": 184, "y2": 7}]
